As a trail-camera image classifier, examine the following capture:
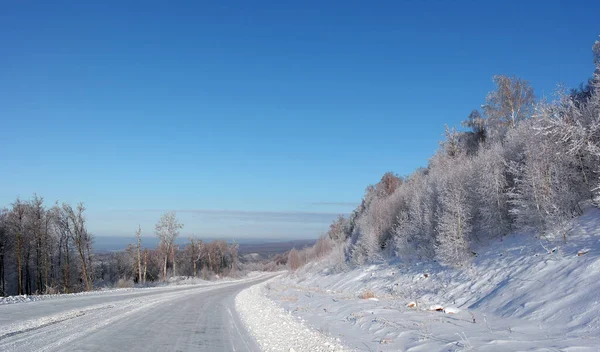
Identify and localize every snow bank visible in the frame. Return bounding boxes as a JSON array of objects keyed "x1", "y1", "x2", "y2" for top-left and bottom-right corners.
[
  {"x1": 235, "y1": 278, "x2": 349, "y2": 352},
  {"x1": 0, "y1": 288, "x2": 137, "y2": 305},
  {"x1": 263, "y1": 207, "x2": 600, "y2": 351}
]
